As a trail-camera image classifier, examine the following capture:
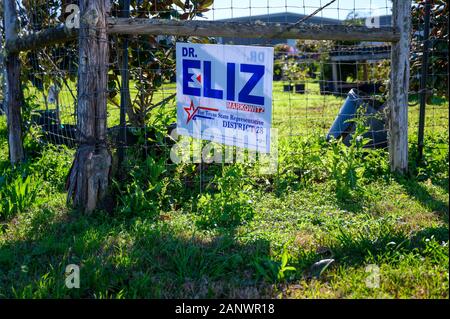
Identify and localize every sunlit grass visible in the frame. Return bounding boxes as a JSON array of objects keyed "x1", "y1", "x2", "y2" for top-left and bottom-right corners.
[{"x1": 0, "y1": 79, "x2": 448, "y2": 299}]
